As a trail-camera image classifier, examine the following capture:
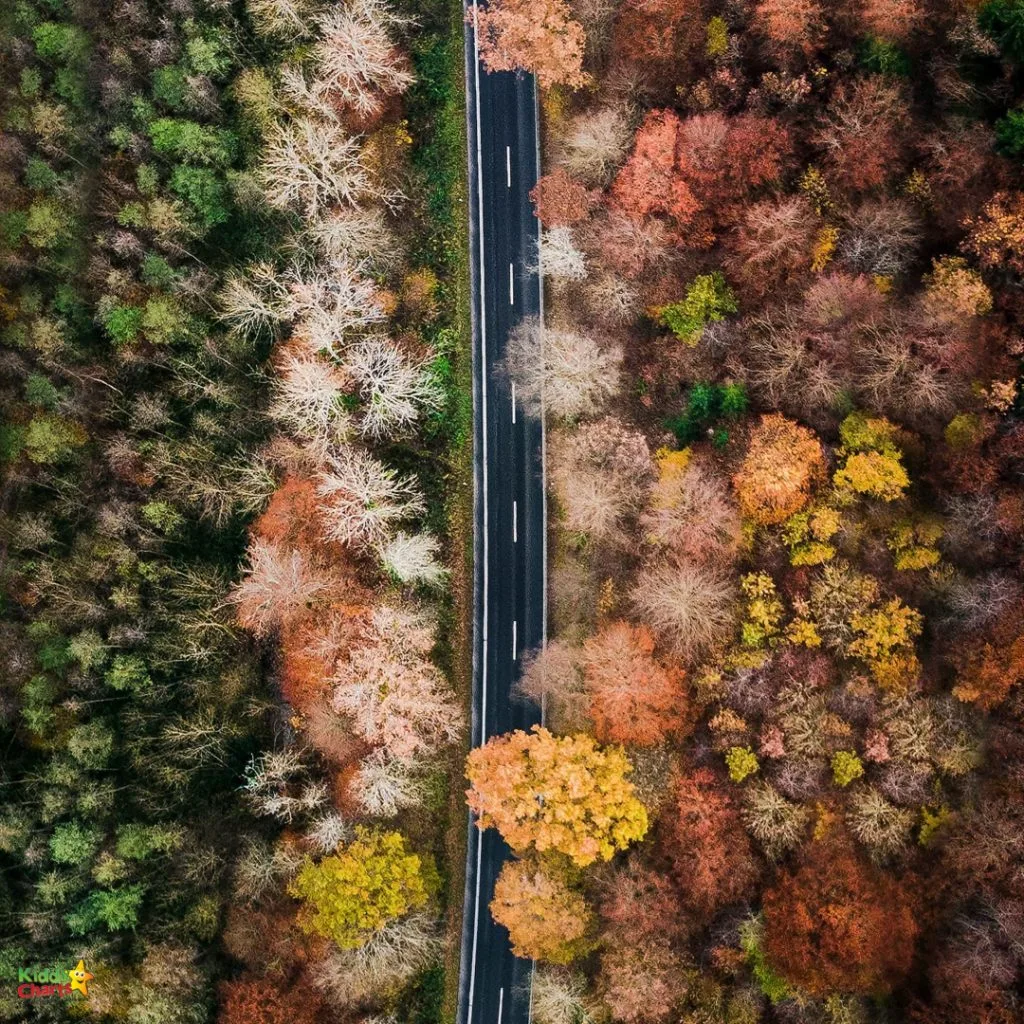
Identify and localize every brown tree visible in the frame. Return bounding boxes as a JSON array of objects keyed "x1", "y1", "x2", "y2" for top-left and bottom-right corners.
[
  {"x1": 762, "y1": 838, "x2": 920, "y2": 996},
  {"x1": 530, "y1": 168, "x2": 594, "y2": 227}
]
